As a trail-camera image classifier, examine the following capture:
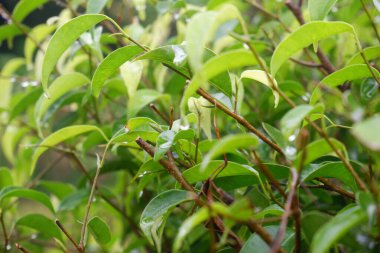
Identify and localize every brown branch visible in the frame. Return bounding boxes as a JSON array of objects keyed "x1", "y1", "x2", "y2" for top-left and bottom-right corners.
[
  {"x1": 316, "y1": 178, "x2": 356, "y2": 200},
  {"x1": 360, "y1": 0, "x2": 380, "y2": 44},
  {"x1": 269, "y1": 169, "x2": 299, "y2": 253},
  {"x1": 15, "y1": 243, "x2": 30, "y2": 253},
  {"x1": 55, "y1": 219, "x2": 83, "y2": 253}
]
